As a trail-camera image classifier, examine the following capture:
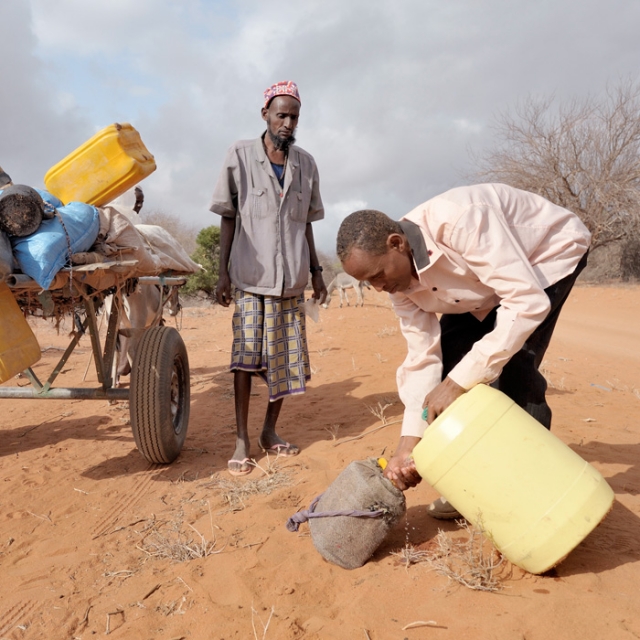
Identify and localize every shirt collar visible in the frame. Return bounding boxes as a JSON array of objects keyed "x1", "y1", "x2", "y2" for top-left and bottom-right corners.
[
  {"x1": 399, "y1": 219, "x2": 430, "y2": 271},
  {"x1": 255, "y1": 134, "x2": 298, "y2": 169}
]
